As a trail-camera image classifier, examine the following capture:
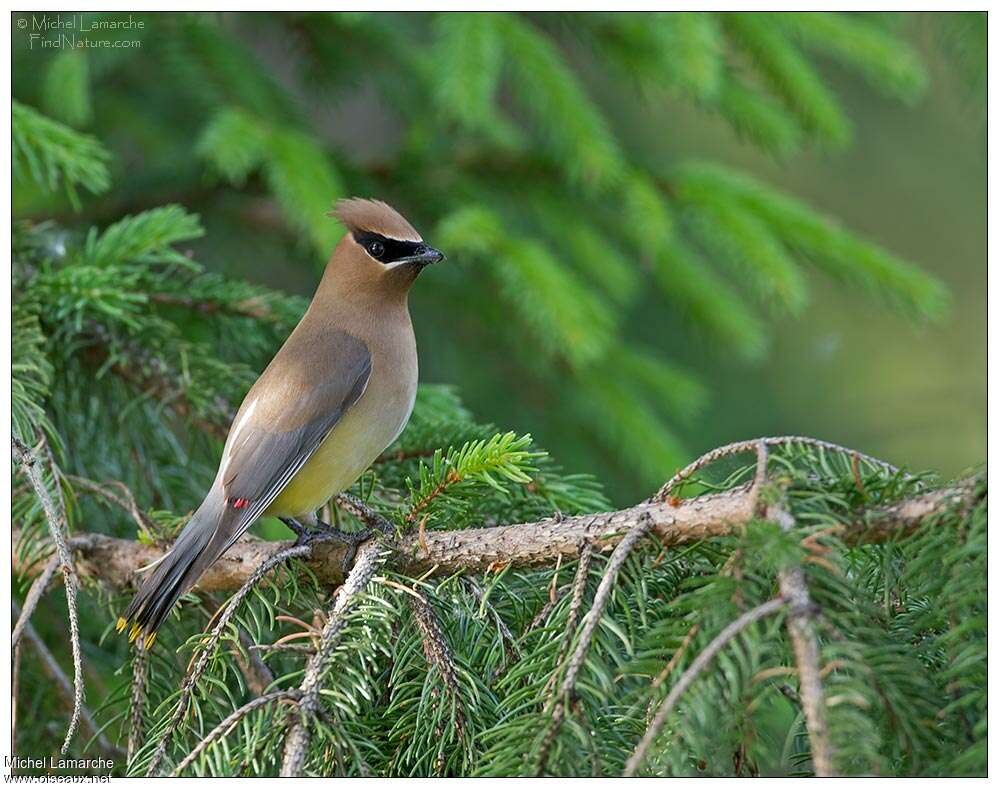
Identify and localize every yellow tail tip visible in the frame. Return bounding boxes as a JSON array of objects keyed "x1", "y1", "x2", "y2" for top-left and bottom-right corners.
[
  {"x1": 128, "y1": 623, "x2": 142, "y2": 642},
  {"x1": 143, "y1": 632, "x2": 157, "y2": 649},
  {"x1": 116, "y1": 617, "x2": 128, "y2": 633}
]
